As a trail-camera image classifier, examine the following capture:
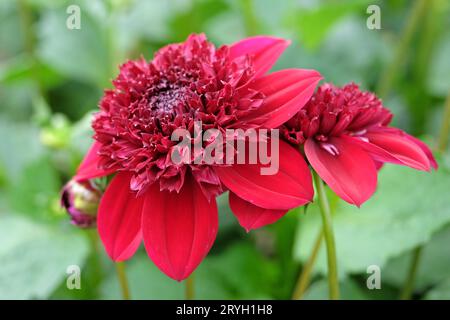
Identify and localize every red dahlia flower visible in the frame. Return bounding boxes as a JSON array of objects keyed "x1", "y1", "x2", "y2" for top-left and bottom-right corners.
[
  {"x1": 281, "y1": 83, "x2": 438, "y2": 207},
  {"x1": 68, "y1": 34, "x2": 321, "y2": 280}
]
